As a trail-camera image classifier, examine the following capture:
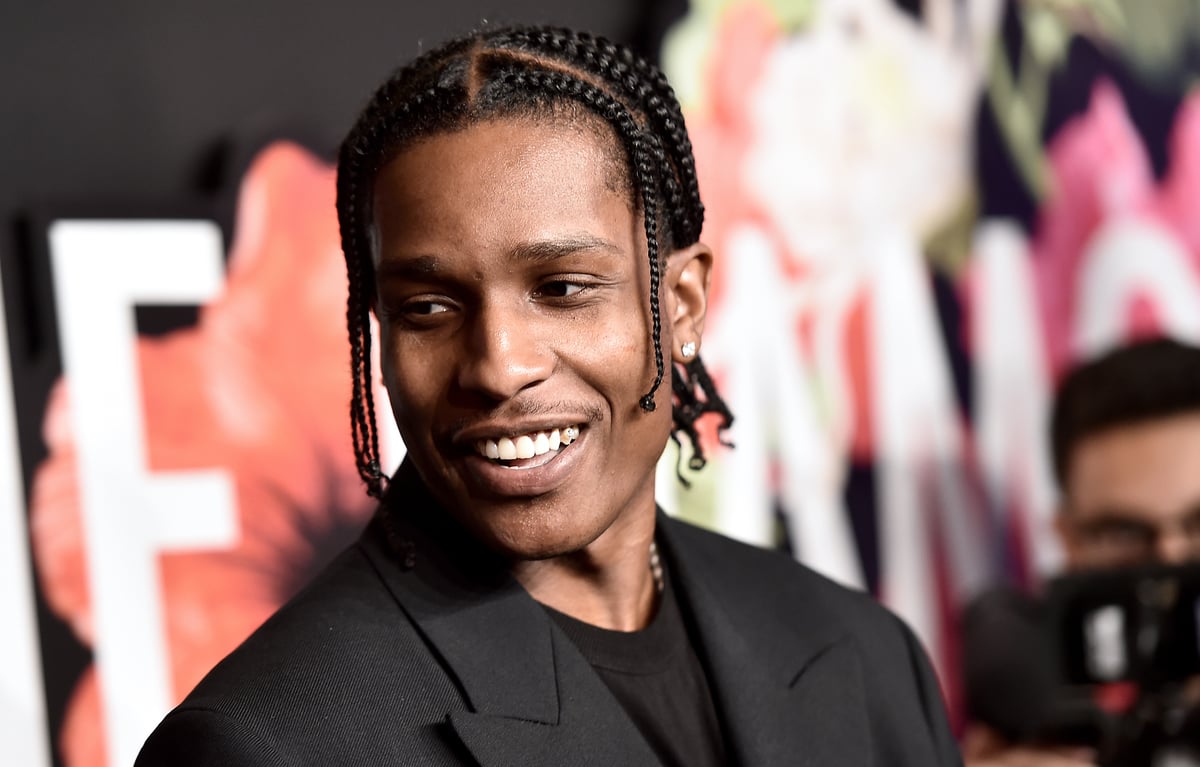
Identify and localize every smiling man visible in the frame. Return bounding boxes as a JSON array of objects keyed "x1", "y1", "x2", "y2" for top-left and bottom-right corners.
[{"x1": 136, "y1": 25, "x2": 961, "y2": 766}]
